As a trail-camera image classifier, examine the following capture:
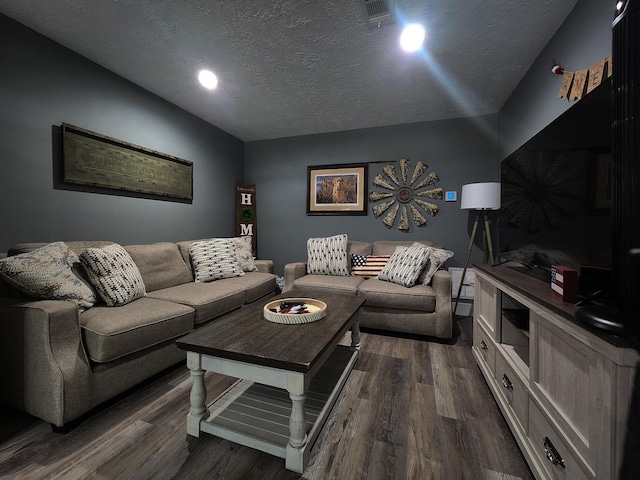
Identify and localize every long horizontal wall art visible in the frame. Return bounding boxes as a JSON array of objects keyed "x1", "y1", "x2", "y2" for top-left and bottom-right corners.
[{"x1": 61, "y1": 123, "x2": 193, "y2": 201}]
